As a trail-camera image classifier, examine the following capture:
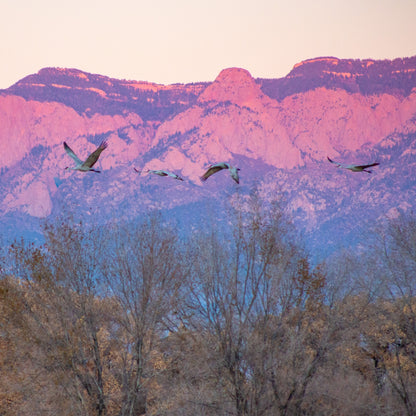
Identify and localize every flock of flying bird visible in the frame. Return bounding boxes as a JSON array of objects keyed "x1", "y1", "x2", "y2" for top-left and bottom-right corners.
[{"x1": 63, "y1": 140, "x2": 380, "y2": 184}]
